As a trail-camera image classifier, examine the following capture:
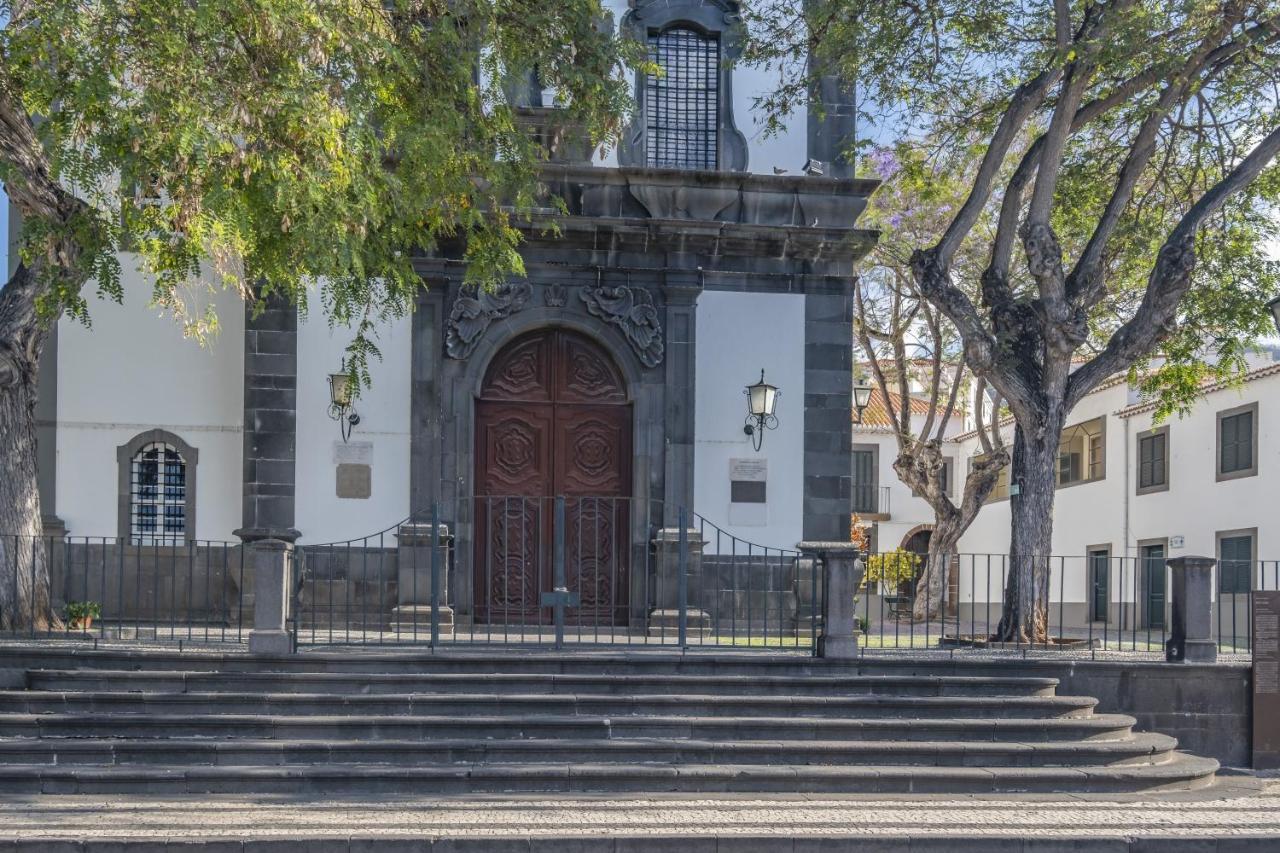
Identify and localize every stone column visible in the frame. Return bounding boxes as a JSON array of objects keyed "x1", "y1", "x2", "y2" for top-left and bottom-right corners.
[
  {"x1": 799, "y1": 541, "x2": 865, "y2": 659},
  {"x1": 803, "y1": 0, "x2": 857, "y2": 180},
  {"x1": 409, "y1": 272, "x2": 448, "y2": 513},
  {"x1": 239, "y1": 293, "x2": 300, "y2": 544},
  {"x1": 648, "y1": 527, "x2": 710, "y2": 638},
  {"x1": 391, "y1": 522, "x2": 454, "y2": 636},
  {"x1": 661, "y1": 270, "x2": 702, "y2": 527},
  {"x1": 1167, "y1": 555, "x2": 1217, "y2": 663},
  {"x1": 247, "y1": 538, "x2": 293, "y2": 655},
  {"x1": 802, "y1": 284, "x2": 854, "y2": 541}
]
